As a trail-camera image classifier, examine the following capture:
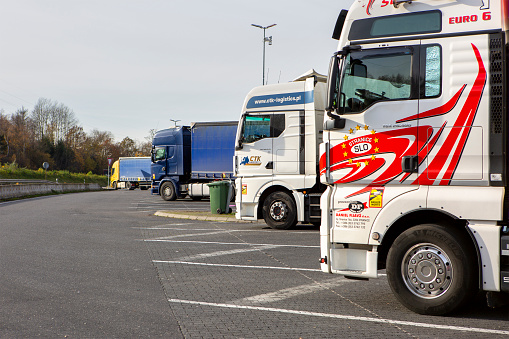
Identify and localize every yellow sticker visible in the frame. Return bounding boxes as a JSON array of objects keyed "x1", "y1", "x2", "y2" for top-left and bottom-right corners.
[
  {"x1": 242, "y1": 184, "x2": 248, "y2": 195},
  {"x1": 369, "y1": 188, "x2": 384, "y2": 208}
]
